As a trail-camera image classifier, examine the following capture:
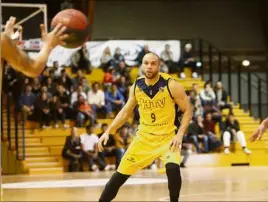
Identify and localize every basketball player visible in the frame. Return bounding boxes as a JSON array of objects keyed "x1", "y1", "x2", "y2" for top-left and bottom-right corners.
[
  {"x1": 1, "y1": 16, "x2": 68, "y2": 78},
  {"x1": 98, "y1": 53, "x2": 193, "y2": 202},
  {"x1": 250, "y1": 118, "x2": 268, "y2": 142}
]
